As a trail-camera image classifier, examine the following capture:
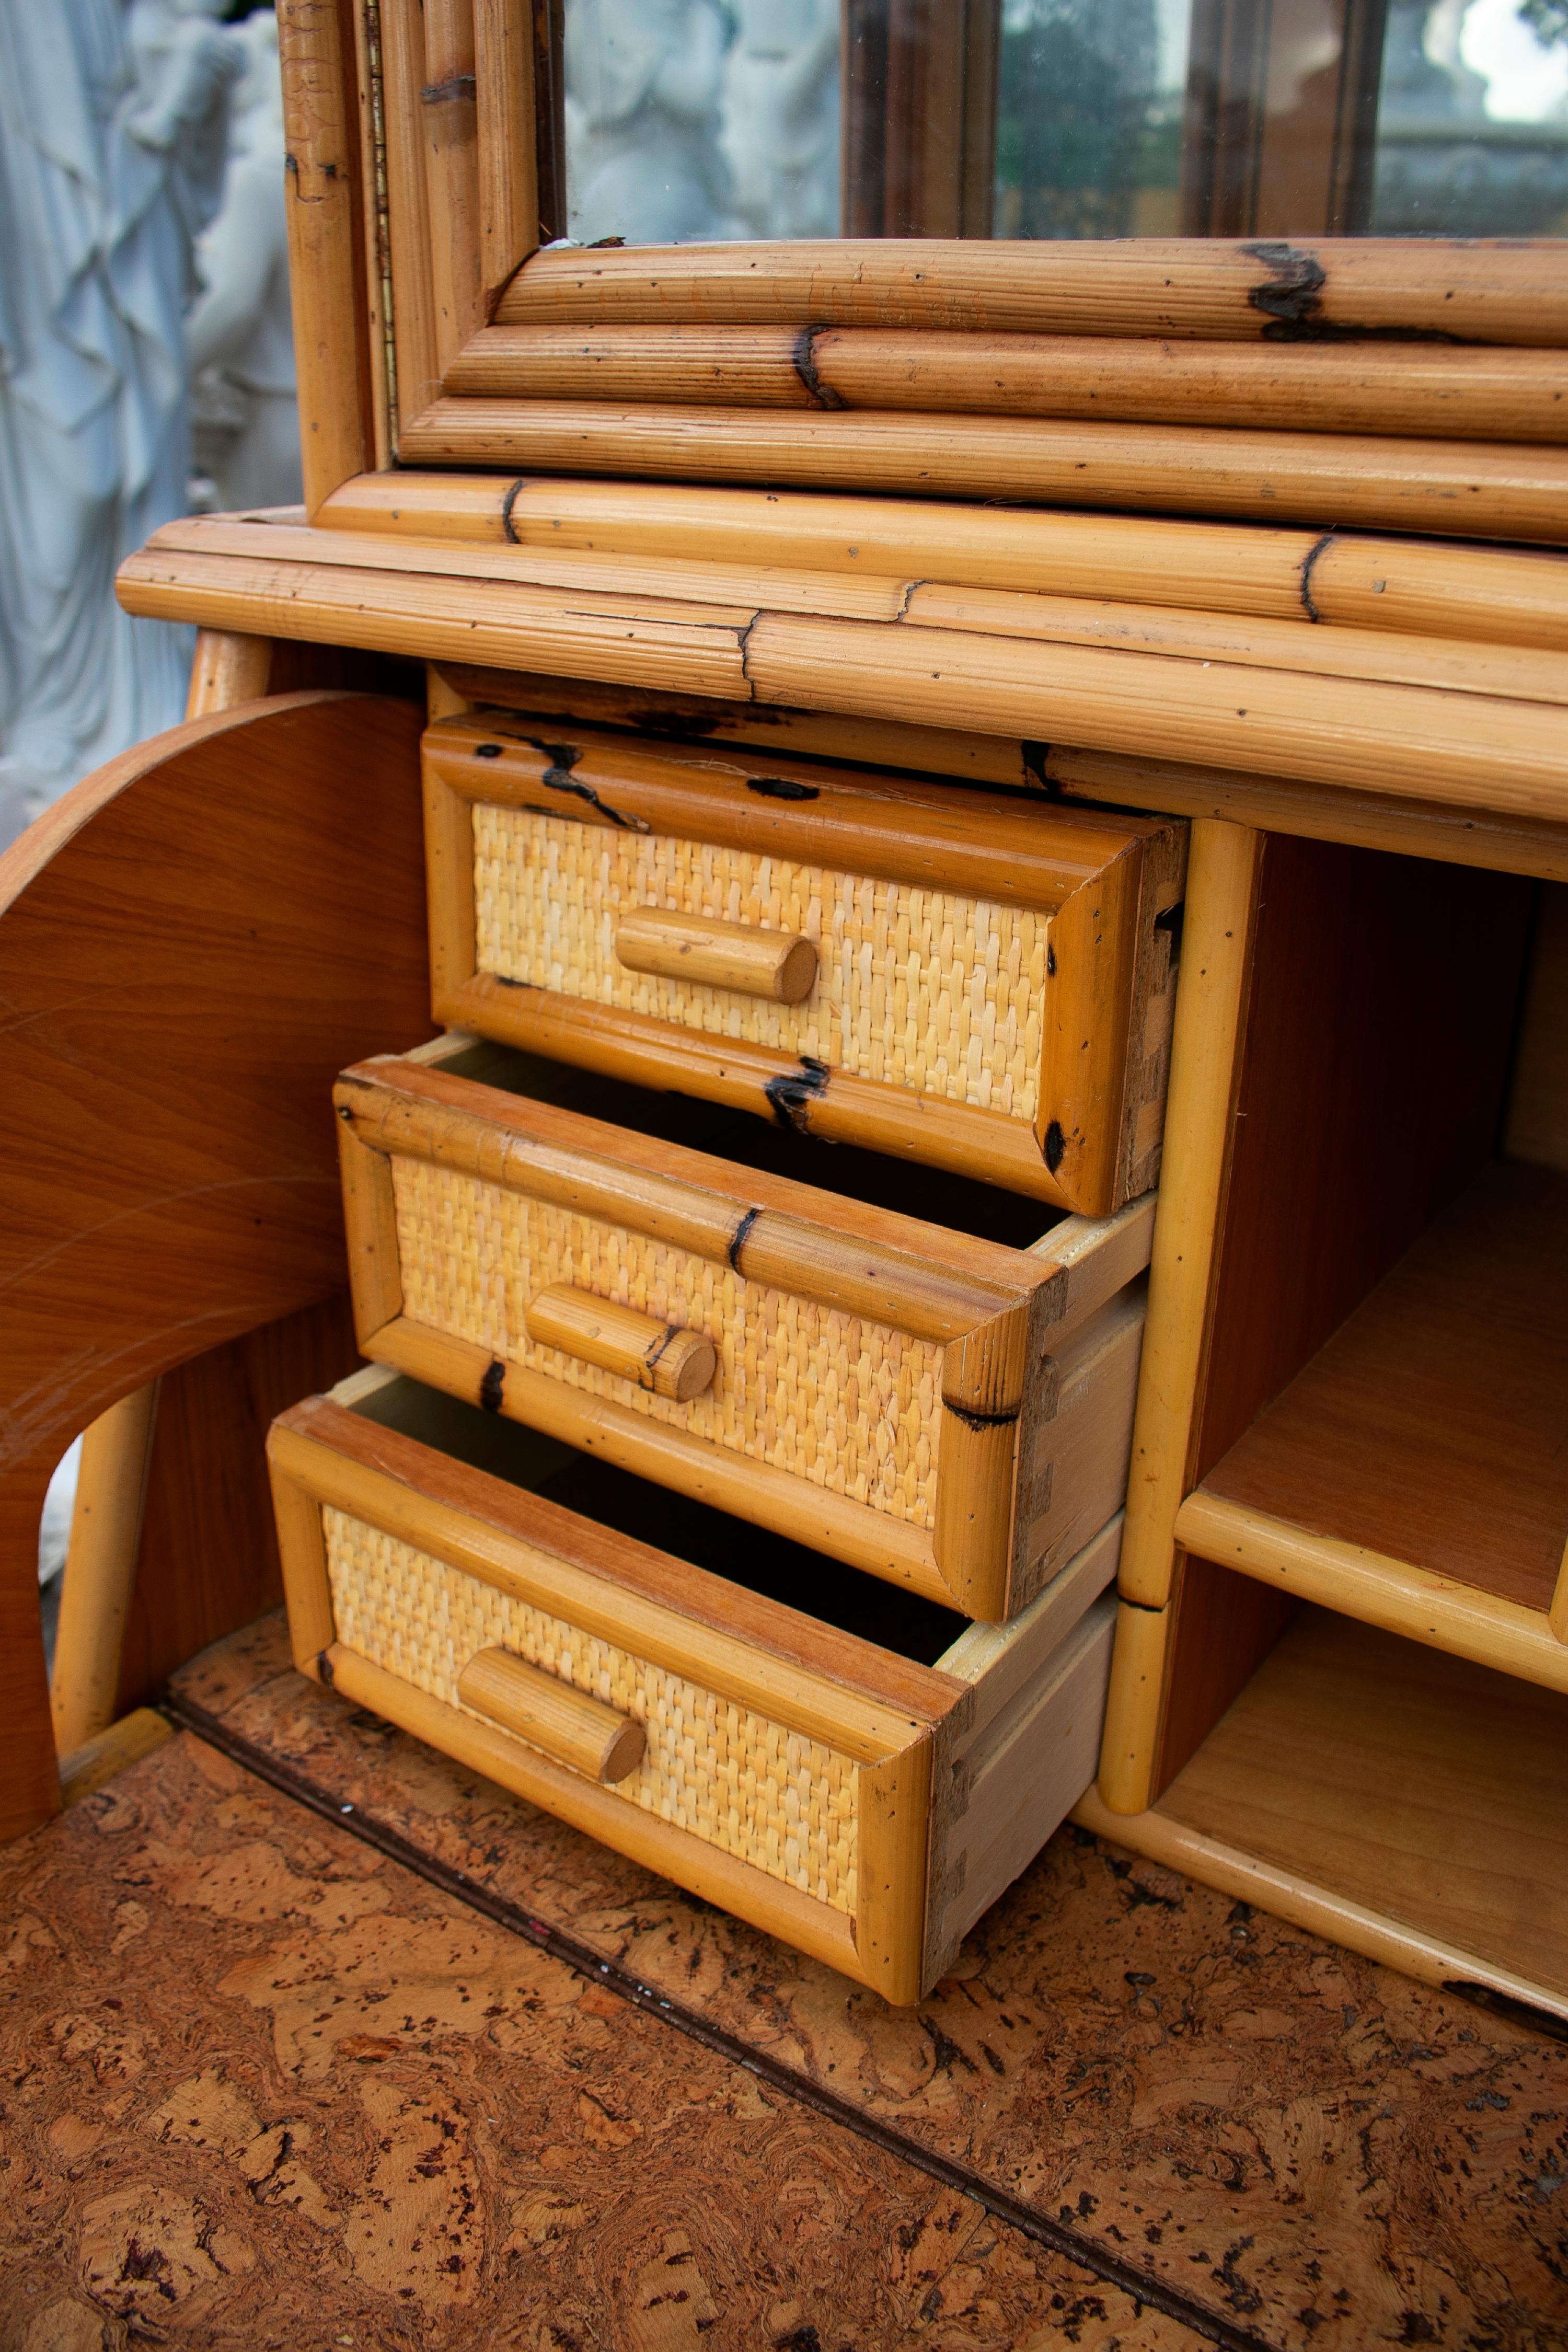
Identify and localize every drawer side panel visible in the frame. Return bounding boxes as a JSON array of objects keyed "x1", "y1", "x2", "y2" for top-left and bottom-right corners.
[
  {"x1": 391, "y1": 1156, "x2": 943, "y2": 1526},
  {"x1": 473, "y1": 806, "x2": 1049, "y2": 1125},
  {"x1": 324, "y1": 1506, "x2": 860, "y2": 1911}
]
